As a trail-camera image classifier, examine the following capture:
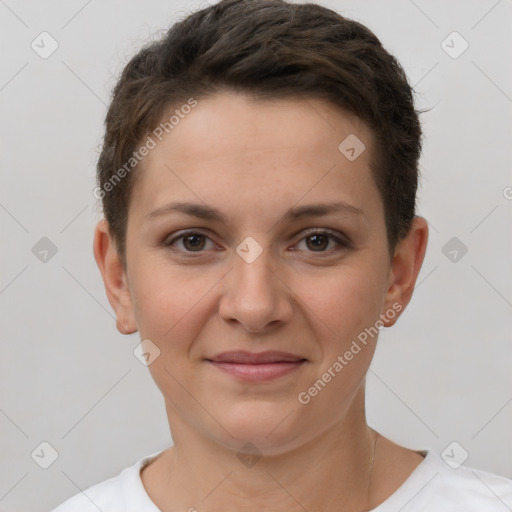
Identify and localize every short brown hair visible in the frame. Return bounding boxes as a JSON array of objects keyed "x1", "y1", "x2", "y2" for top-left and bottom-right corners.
[{"x1": 97, "y1": 0, "x2": 422, "y2": 265}]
